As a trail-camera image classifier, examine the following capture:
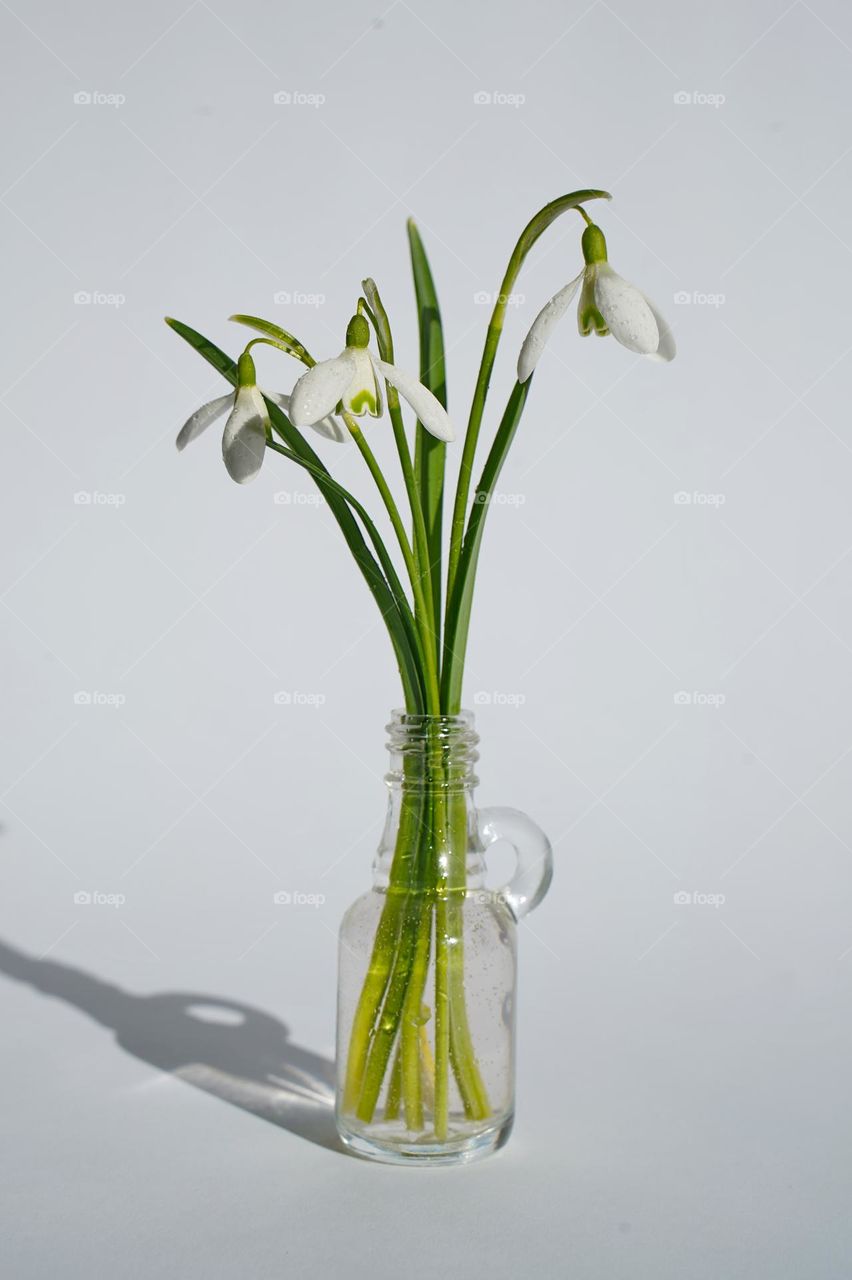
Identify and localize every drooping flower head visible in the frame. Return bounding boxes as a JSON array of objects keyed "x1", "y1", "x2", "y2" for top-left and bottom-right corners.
[
  {"x1": 176, "y1": 351, "x2": 268, "y2": 484},
  {"x1": 176, "y1": 349, "x2": 347, "y2": 484},
  {"x1": 518, "y1": 221, "x2": 675, "y2": 382},
  {"x1": 289, "y1": 314, "x2": 454, "y2": 442}
]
